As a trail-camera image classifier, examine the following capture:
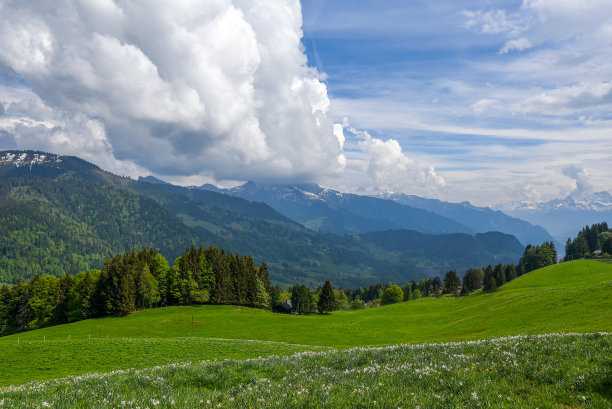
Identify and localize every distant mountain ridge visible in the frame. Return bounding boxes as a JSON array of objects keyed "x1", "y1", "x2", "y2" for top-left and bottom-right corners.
[
  {"x1": 502, "y1": 191, "x2": 612, "y2": 242},
  {"x1": 197, "y1": 181, "x2": 473, "y2": 235},
  {"x1": 379, "y1": 192, "x2": 555, "y2": 246},
  {"x1": 196, "y1": 181, "x2": 554, "y2": 246},
  {"x1": 0, "y1": 150, "x2": 525, "y2": 287}
]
